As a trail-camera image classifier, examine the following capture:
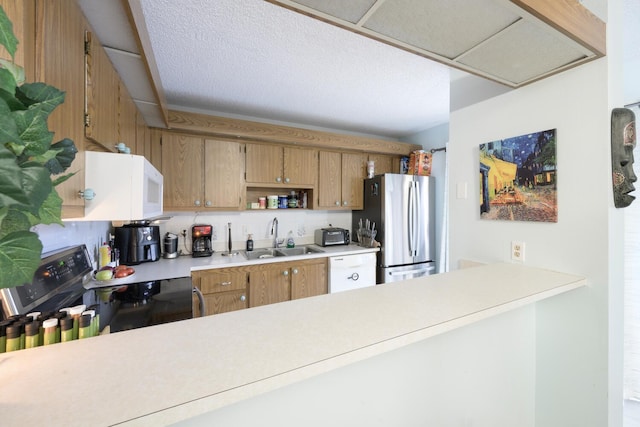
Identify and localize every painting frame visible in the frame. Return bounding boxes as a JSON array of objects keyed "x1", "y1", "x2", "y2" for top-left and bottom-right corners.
[{"x1": 479, "y1": 129, "x2": 557, "y2": 222}]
